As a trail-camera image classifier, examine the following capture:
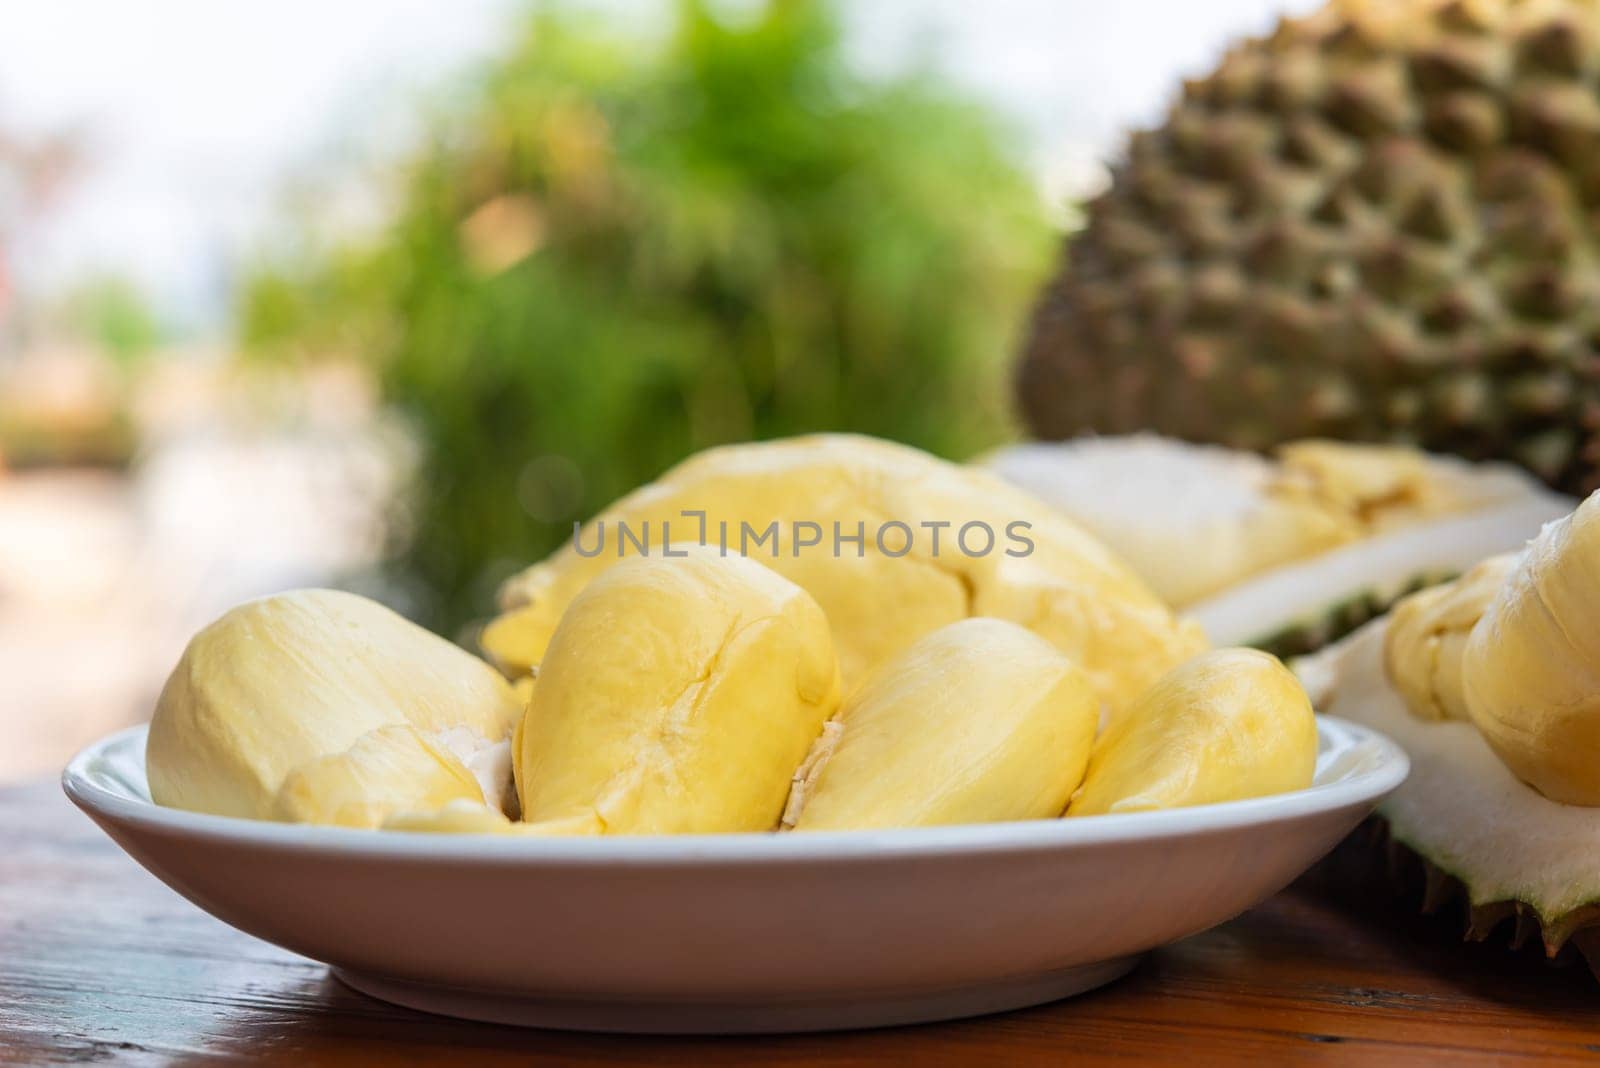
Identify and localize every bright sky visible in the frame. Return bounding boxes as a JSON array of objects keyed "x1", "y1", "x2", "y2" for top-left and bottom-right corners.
[{"x1": 0, "y1": 0, "x2": 1318, "y2": 332}]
